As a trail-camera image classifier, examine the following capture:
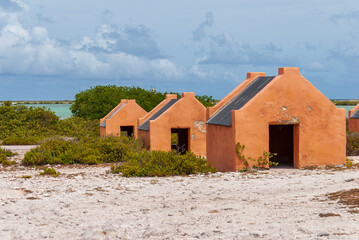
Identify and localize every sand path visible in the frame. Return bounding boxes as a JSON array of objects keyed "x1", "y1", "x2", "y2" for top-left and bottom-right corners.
[{"x1": 1, "y1": 146, "x2": 359, "y2": 239}]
